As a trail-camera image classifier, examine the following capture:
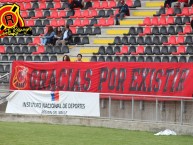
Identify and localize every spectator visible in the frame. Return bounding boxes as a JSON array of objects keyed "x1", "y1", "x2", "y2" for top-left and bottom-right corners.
[
  {"x1": 56, "y1": 24, "x2": 72, "y2": 46},
  {"x1": 191, "y1": 19, "x2": 193, "y2": 30},
  {"x1": 40, "y1": 26, "x2": 55, "y2": 45},
  {"x1": 53, "y1": 27, "x2": 62, "y2": 45},
  {"x1": 164, "y1": 0, "x2": 177, "y2": 7},
  {"x1": 63, "y1": 55, "x2": 71, "y2": 61},
  {"x1": 69, "y1": 0, "x2": 83, "y2": 10},
  {"x1": 189, "y1": 0, "x2": 193, "y2": 6},
  {"x1": 75, "y1": 54, "x2": 82, "y2": 62},
  {"x1": 115, "y1": 0, "x2": 130, "y2": 25},
  {"x1": 171, "y1": 0, "x2": 188, "y2": 9}
]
